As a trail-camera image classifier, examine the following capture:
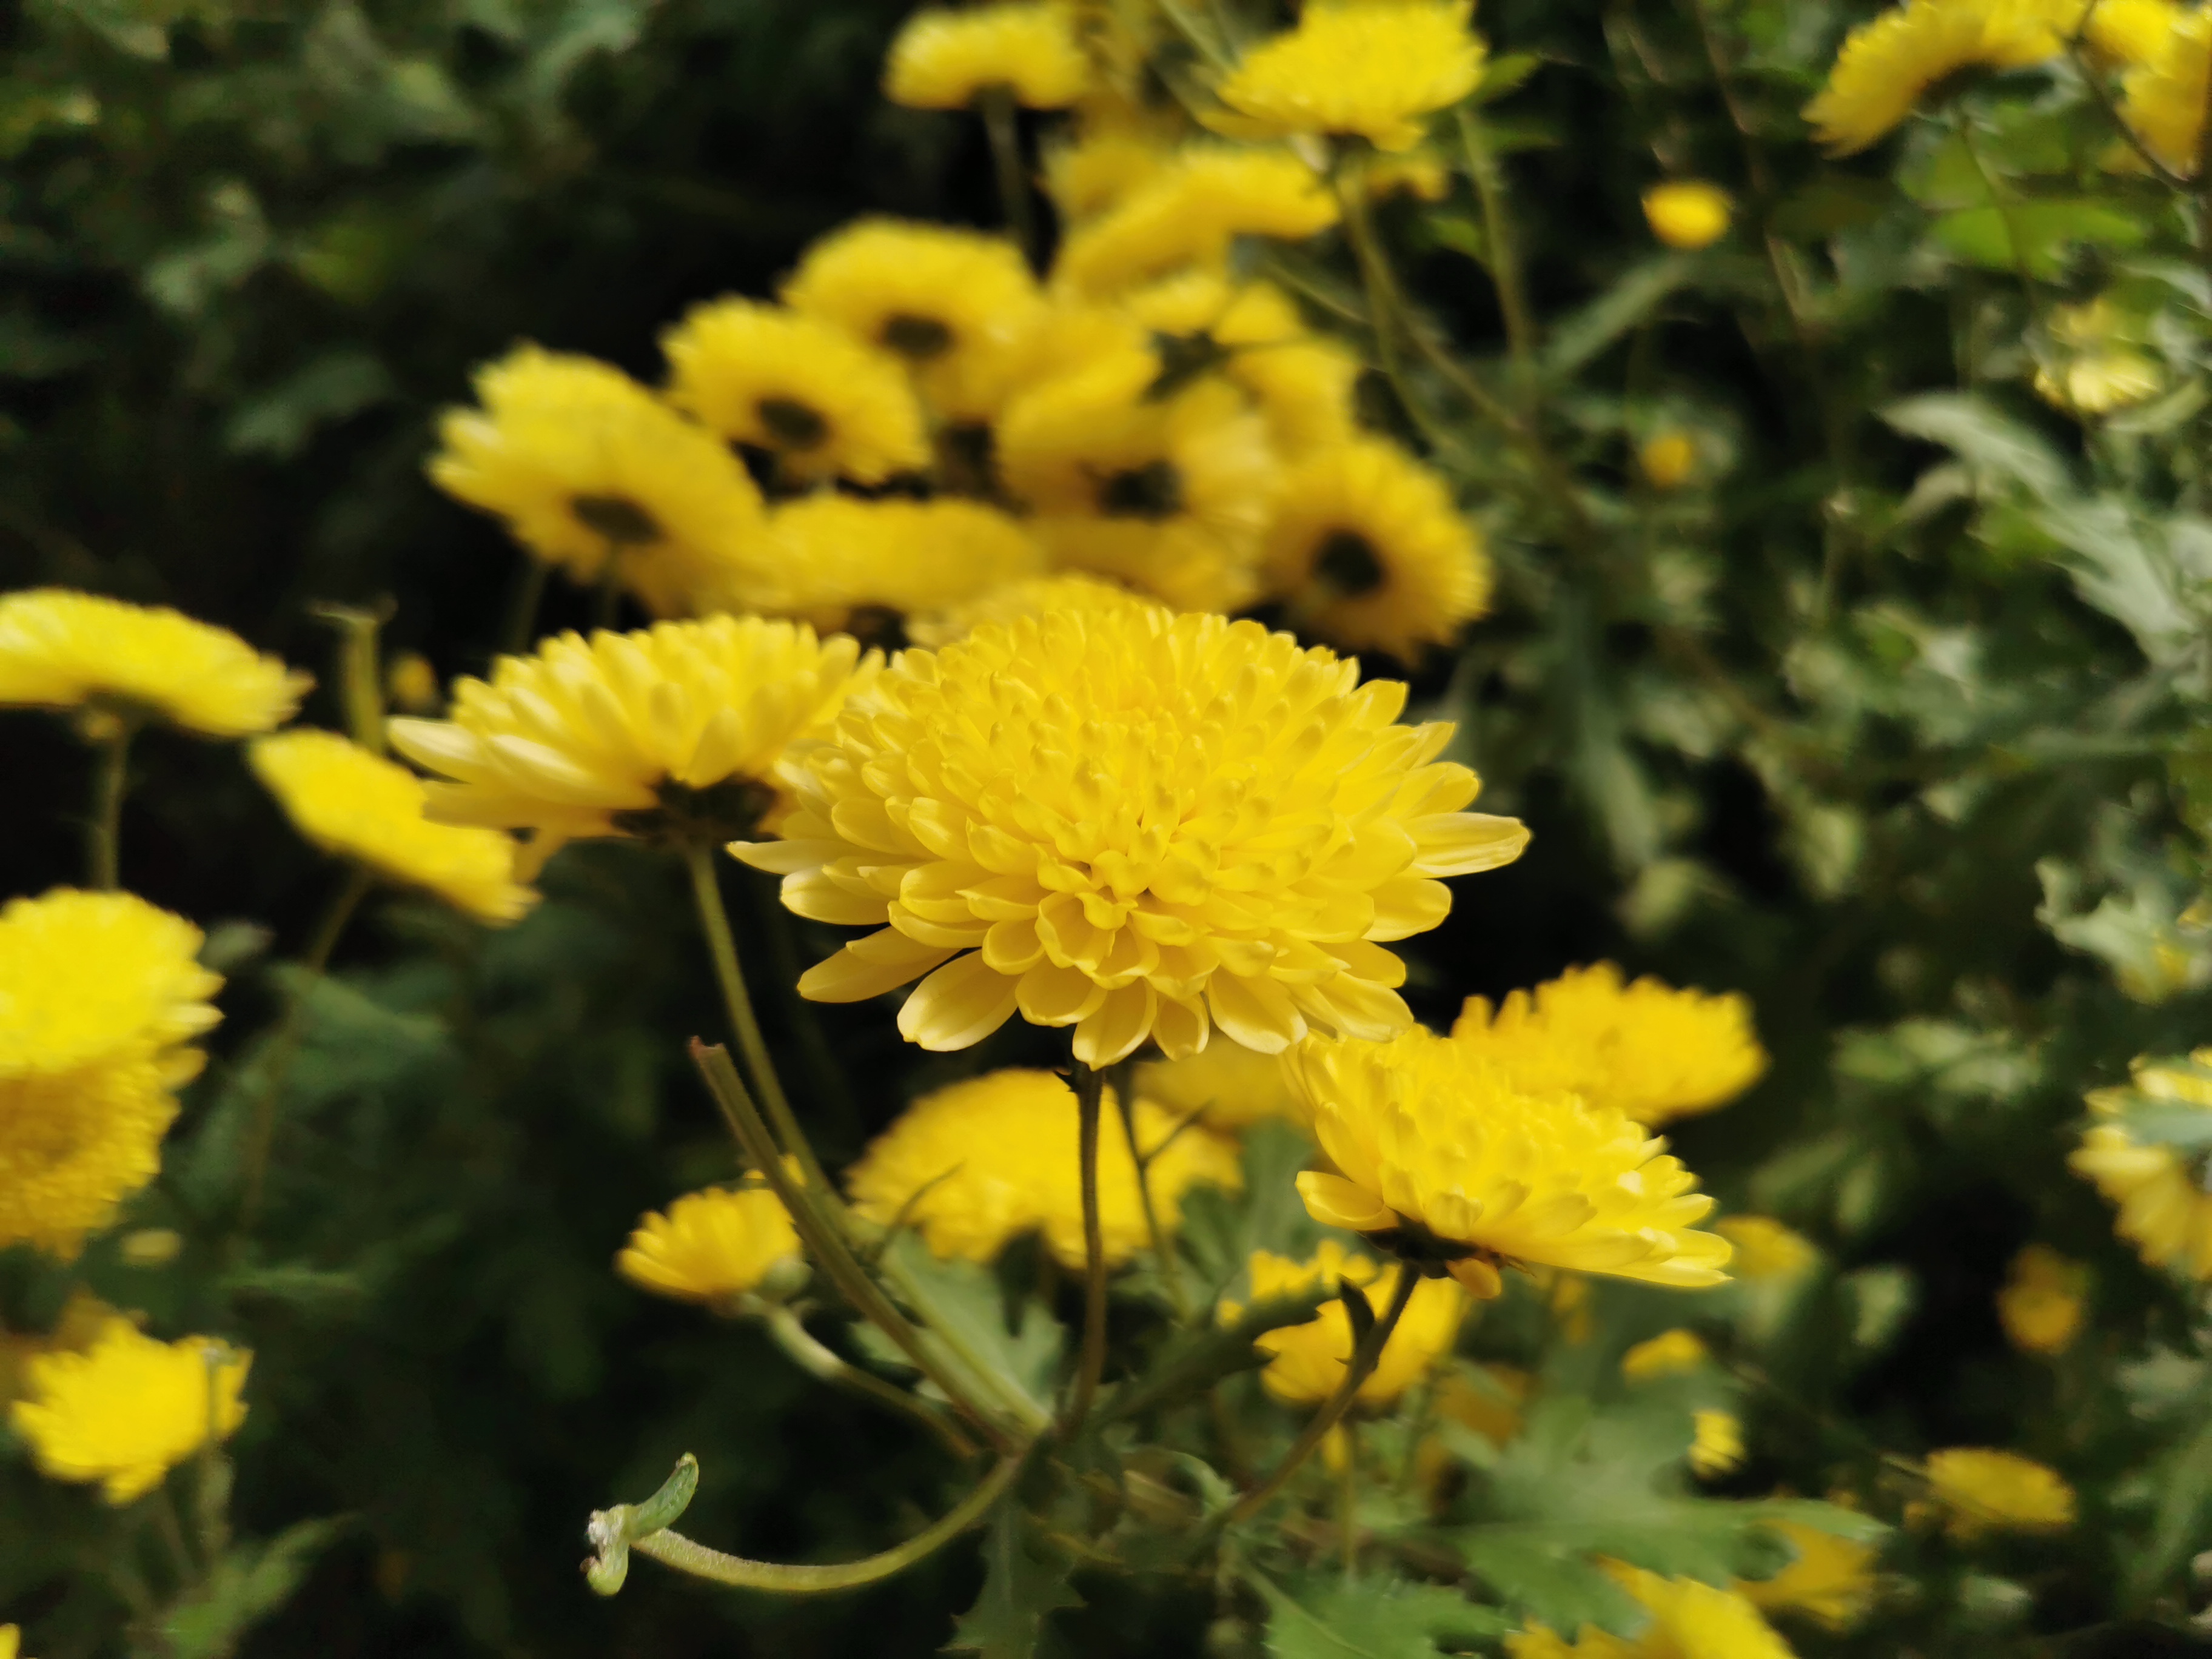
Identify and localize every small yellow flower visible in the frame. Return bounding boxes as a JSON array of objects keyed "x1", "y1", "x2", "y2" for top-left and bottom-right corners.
[
  {"x1": 250, "y1": 729, "x2": 537, "y2": 924},
  {"x1": 1643, "y1": 180, "x2": 1732, "y2": 249},
  {"x1": 751, "y1": 495, "x2": 1045, "y2": 633},
  {"x1": 0, "y1": 589, "x2": 308, "y2": 738},
  {"x1": 1690, "y1": 1409, "x2": 1744, "y2": 1478},
  {"x1": 387, "y1": 618, "x2": 873, "y2": 876},
  {"x1": 1998, "y1": 1244, "x2": 2086, "y2": 1355},
  {"x1": 1621, "y1": 1327, "x2": 1709, "y2": 1381},
  {"x1": 1289, "y1": 1026, "x2": 1732, "y2": 1299},
  {"x1": 1450, "y1": 962, "x2": 1768, "y2": 1127},
  {"x1": 906, "y1": 572, "x2": 1156, "y2": 648},
  {"x1": 1214, "y1": 2, "x2": 1486, "y2": 152},
  {"x1": 1044, "y1": 127, "x2": 1176, "y2": 221},
  {"x1": 384, "y1": 651, "x2": 442, "y2": 715},
  {"x1": 740, "y1": 608, "x2": 1527, "y2": 1065},
  {"x1": 1508, "y1": 1563, "x2": 1794, "y2": 1658},
  {"x1": 1138, "y1": 1041, "x2": 1304, "y2": 1131},
  {"x1": 2122, "y1": 7, "x2": 2211, "y2": 173},
  {"x1": 0, "y1": 1059, "x2": 183, "y2": 1259},
  {"x1": 884, "y1": 1, "x2": 1091, "y2": 110},
  {"x1": 1804, "y1": 0, "x2": 2067, "y2": 154},
  {"x1": 11, "y1": 1319, "x2": 249, "y2": 1504},
  {"x1": 1922, "y1": 1447, "x2": 2075, "y2": 1538},
  {"x1": 1053, "y1": 146, "x2": 1339, "y2": 296},
  {"x1": 844, "y1": 1069, "x2": 1241, "y2": 1266},
  {"x1": 1224, "y1": 1241, "x2": 1464, "y2": 1407},
  {"x1": 1121, "y1": 272, "x2": 1361, "y2": 457},
  {"x1": 2079, "y1": 0, "x2": 2184, "y2": 64},
  {"x1": 119, "y1": 1228, "x2": 183, "y2": 1266},
  {"x1": 616, "y1": 1186, "x2": 803, "y2": 1305},
  {"x1": 1, "y1": 1287, "x2": 120, "y2": 1406},
  {"x1": 2071, "y1": 1049, "x2": 2212, "y2": 1278},
  {"x1": 0, "y1": 888, "x2": 221, "y2": 1080},
  {"x1": 1735, "y1": 1519, "x2": 1879, "y2": 1631},
  {"x1": 1713, "y1": 1216, "x2": 1817, "y2": 1282},
  {"x1": 1637, "y1": 431, "x2": 1700, "y2": 490},
  {"x1": 1, "y1": 1623, "x2": 19, "y2": 1659}
]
